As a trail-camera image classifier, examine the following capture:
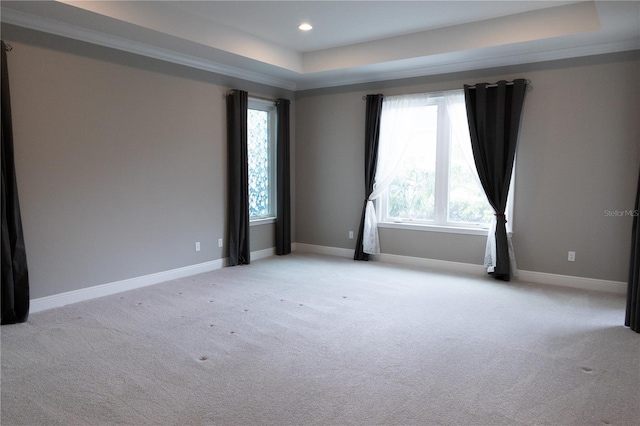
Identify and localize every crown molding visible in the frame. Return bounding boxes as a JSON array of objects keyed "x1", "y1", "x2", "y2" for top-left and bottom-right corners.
[
  {"x1": 295, "y1": 38, "x2": 640, "y2": 91},
  {"x1": 1, "y1": 7, "x2": 299, "y2": 91},
  {"x1": 2, "y1": 6, "x2": 638, "y2": 93}
]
